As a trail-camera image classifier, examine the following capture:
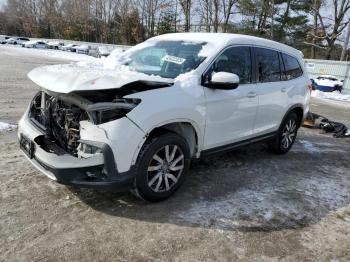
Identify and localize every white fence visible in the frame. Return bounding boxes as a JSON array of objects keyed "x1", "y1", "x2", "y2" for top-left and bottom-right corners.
[{"x1": 304, "y1": 59, "x2": 350, "y2": 90}]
